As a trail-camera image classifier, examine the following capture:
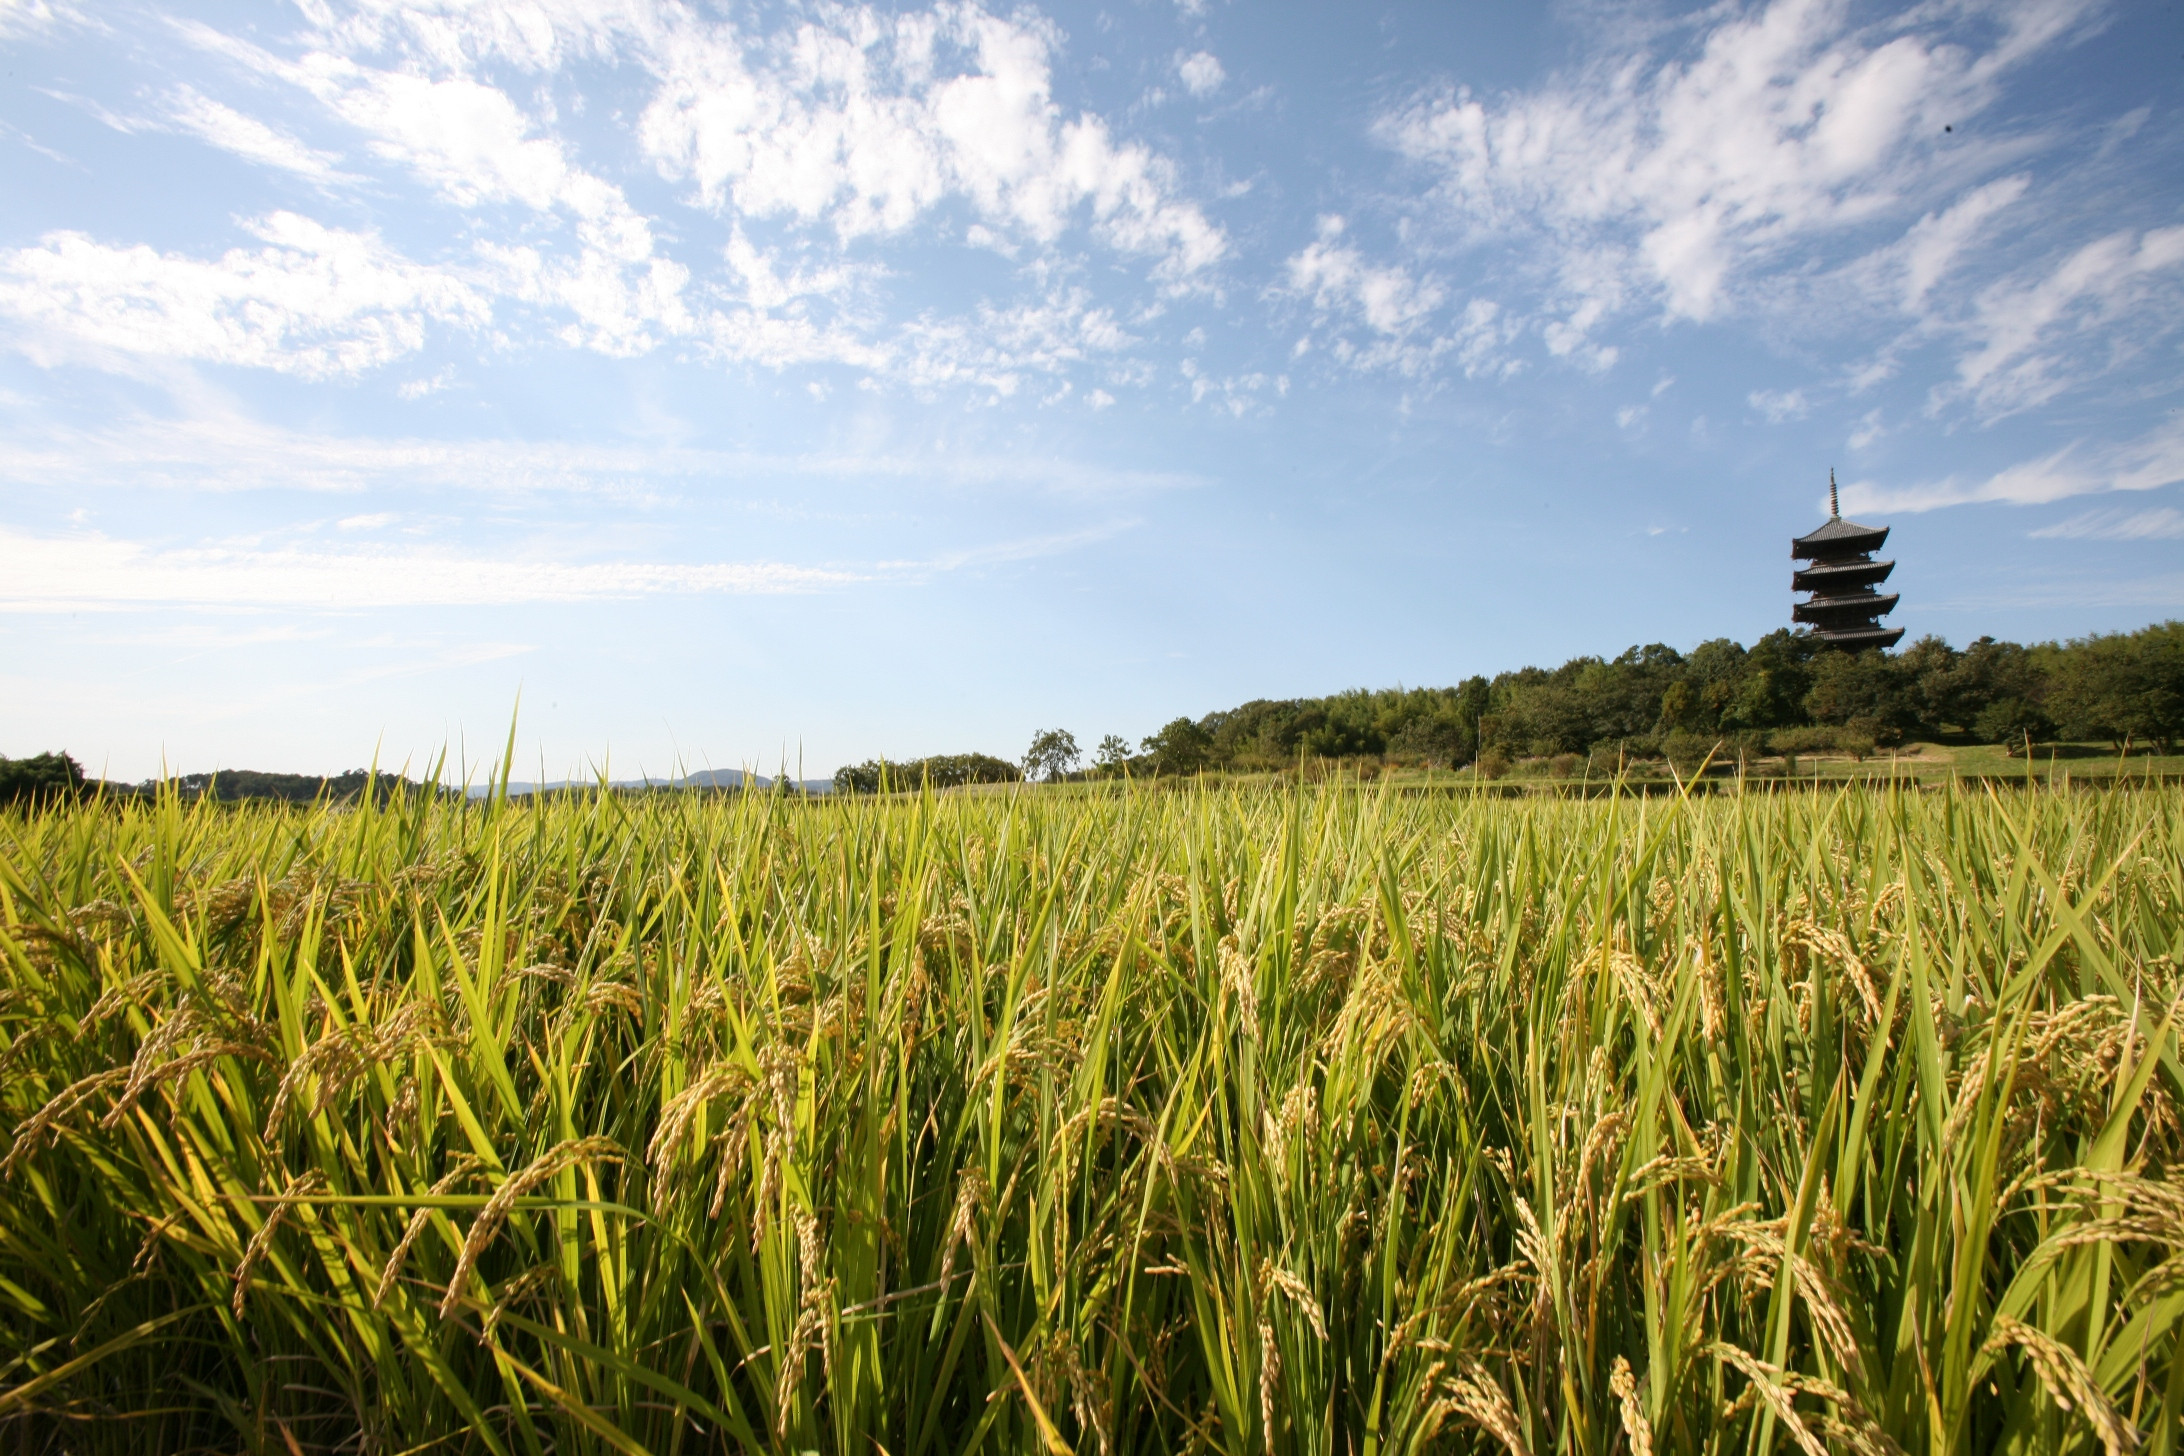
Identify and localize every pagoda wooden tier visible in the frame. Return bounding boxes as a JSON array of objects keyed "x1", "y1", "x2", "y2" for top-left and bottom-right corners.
[{"x1": 1792, "y1": 473, "x2": 1903, "y2": 649}]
